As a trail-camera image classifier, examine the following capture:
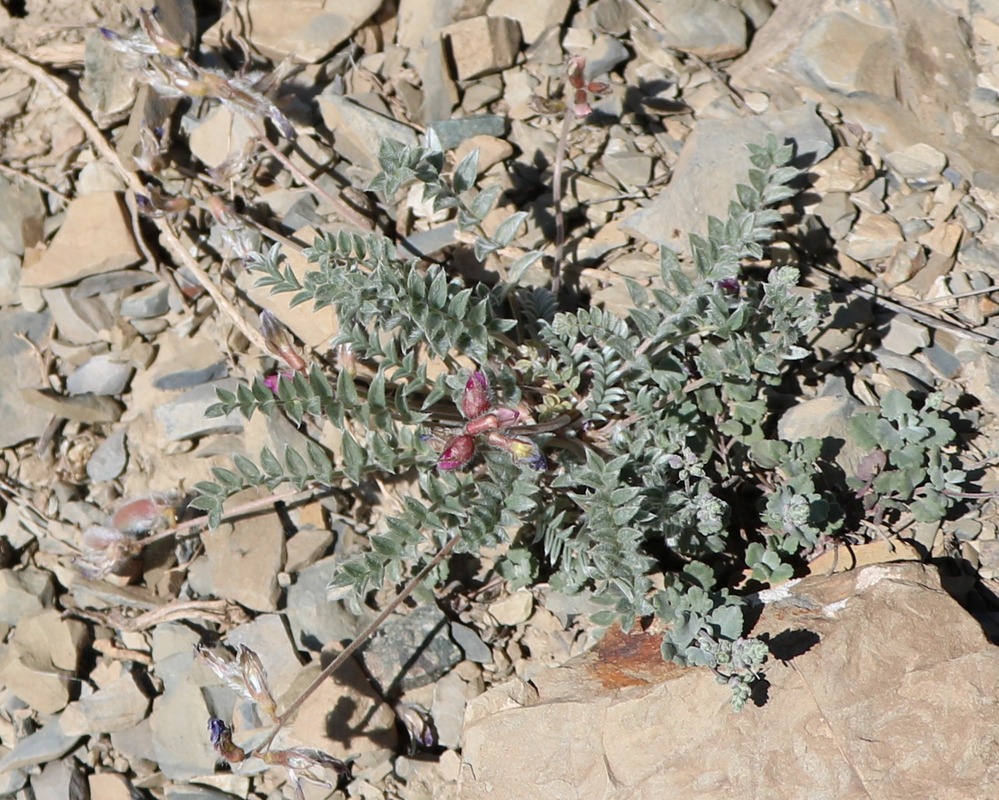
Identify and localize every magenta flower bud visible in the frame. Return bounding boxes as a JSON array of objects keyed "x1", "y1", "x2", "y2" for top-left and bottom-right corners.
[
  {"x1": 263, "y1": 372, "x2": 282, "y2": 393},
  {"x1": 111, "y1": 494, "x2": 178, "y2": 535},
  {"x1": 462, "y1": 371, "x2": 492, "y2": 419},
  {"x1": 437, "y1": 434, "x2": 475, "y2": 470}
]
